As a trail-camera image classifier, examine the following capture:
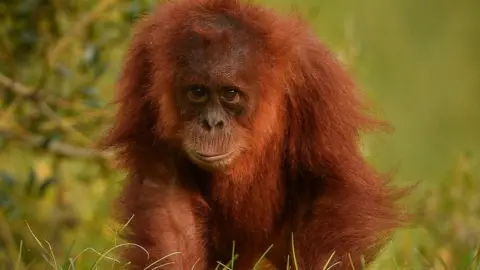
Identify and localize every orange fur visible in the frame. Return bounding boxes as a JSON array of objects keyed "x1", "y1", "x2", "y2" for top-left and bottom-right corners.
[{"x1": 102, "y1": 0, "x2": 408, "y2": 269}]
